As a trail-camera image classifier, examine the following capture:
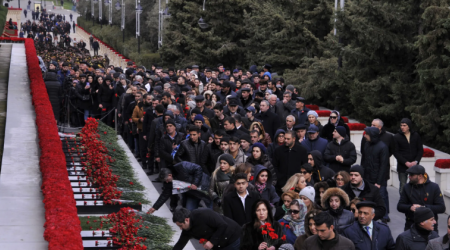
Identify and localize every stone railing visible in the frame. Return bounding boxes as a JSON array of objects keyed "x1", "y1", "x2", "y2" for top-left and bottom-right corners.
[{"x1": 75, "y1": 25, "x2": 131, "y2": 69}]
